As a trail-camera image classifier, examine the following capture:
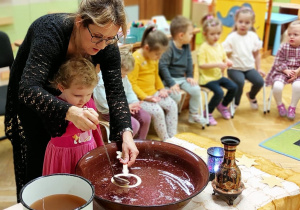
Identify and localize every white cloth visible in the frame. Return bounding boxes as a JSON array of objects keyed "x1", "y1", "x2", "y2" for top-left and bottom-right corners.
[
  {"x1": 166, "y1": 137, "x2": 300, "y2": 210},
  {"x1": 222, "y1": 31, "x2": 262, "y2": 71}
]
